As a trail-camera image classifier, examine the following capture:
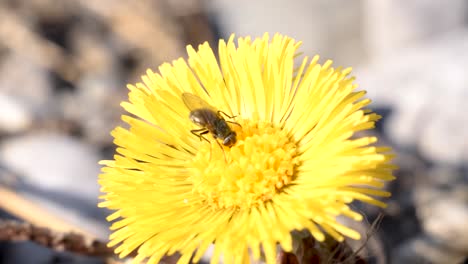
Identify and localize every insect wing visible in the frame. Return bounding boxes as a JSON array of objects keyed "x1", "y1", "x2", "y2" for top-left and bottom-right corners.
[{"x1": 181, "y1": 92, "x2": 217, "y2": 112}]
